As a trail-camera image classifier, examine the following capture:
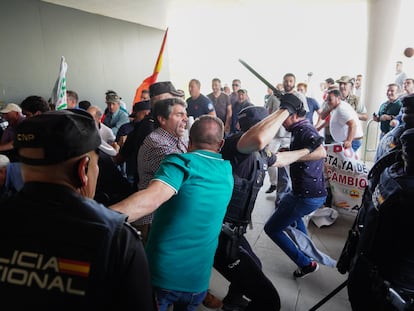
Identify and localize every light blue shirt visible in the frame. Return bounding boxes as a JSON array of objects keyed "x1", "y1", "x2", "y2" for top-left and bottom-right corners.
[
  {"x1": 6, "y1": 162, "x2": 23, "y2": 192},
  {"x1": 103, "y1": 109, "x2": 129, "y2": 136}
]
